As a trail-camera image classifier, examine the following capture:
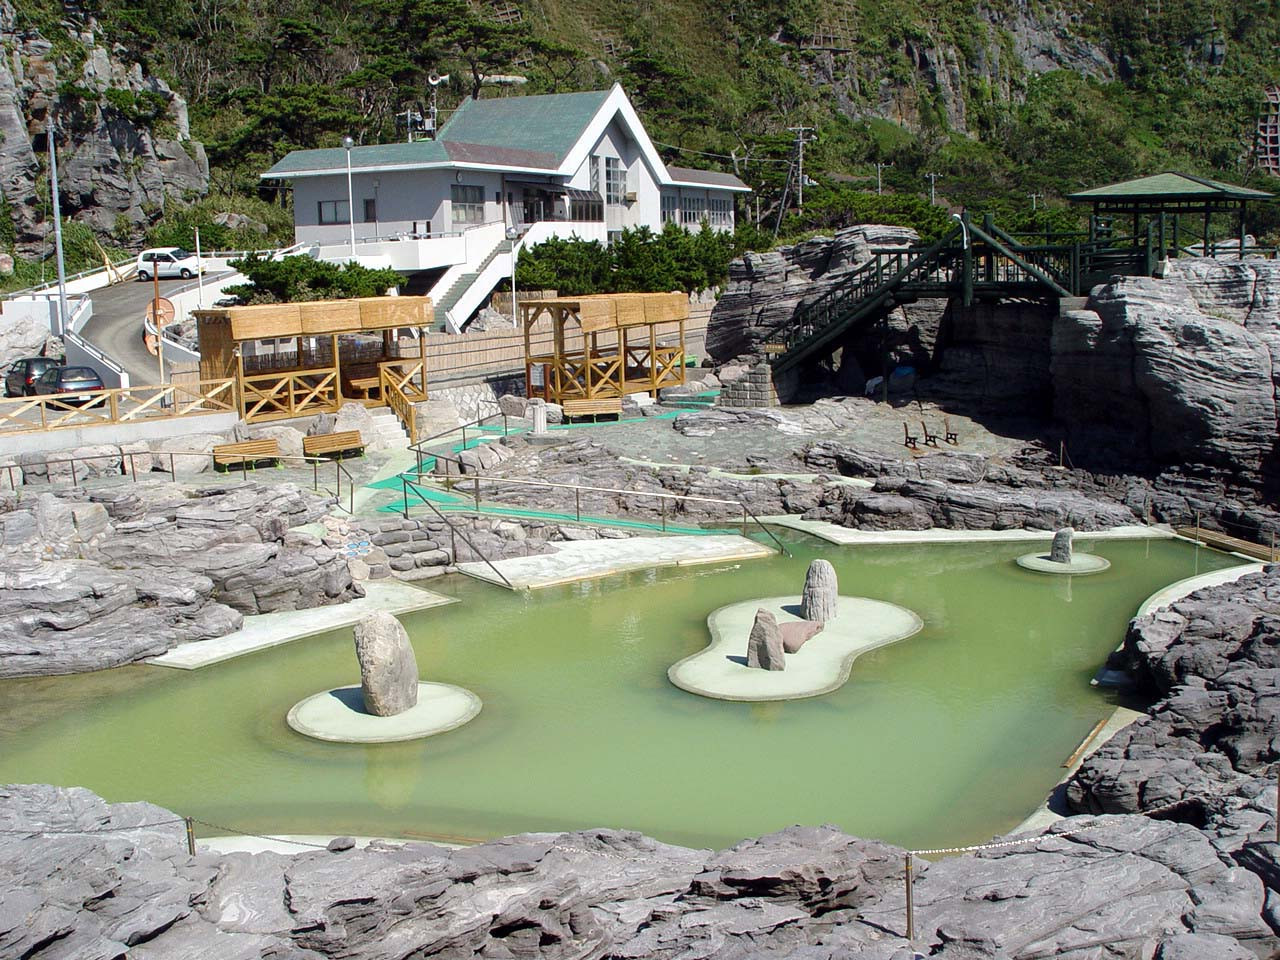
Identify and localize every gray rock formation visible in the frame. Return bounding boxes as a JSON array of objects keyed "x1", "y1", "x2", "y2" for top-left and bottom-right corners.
[
  {"x1": 1068, "y1": 569, "x2": 1280, "y2": 818},
  {"x1": 706, "y1": 225, "x2": 926, "y2": 362},
  {"x1": 0, "y1": 313, "x2": 59, "y2": 370},
  {"x1": 0, "y1": 481, "x2": 360, "y2": 677},
  {"x1": 1052, "y1": 270, "x2": 1280, "y2": 485},
  {"x1": 746, "y1": 608, "x2": 785, "y2": 670},
  {"x1": 800, "y1": 558, "x2": 838, "y2": 622},
  {"x1": 4, "y1": 783, "x2": 1279, "y2": 959},
  {"x1": 0, "y1": 1, "x2": 208, "y2": 253},
  {"x1": 1050, "y1": 527, "x2": 1073, "y2": 563},
  {"x1": 354, "y1": 612, "x2": 419, "y2": 716}
]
